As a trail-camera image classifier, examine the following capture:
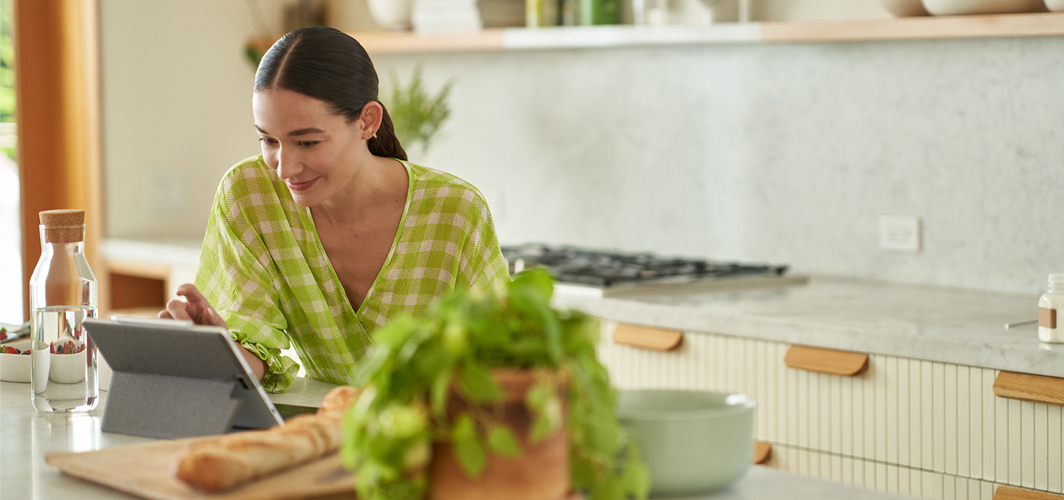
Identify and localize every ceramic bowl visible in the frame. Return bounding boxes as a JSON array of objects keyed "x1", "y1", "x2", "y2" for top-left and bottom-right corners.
[
  {"x1": 49, "y1": 352, "x2": 87, "y2": 383},
  {"x1": 0, "y1": 340, "x2": 32, "y2": 383},
  {"x1": 880, "y1": 0, "x2": 930, "y2": 16},
  {"x1": 921, "y1": 0, "x2": 1046, "y2": 15},
  {"x1": 1046, "y1": 0, "x2": 1064, "y2": 10},
  {"x1": 617, "y1": 389, "x2": 755, "y2": 496}
]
